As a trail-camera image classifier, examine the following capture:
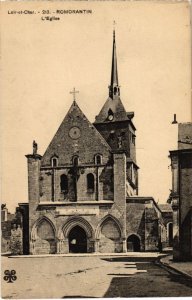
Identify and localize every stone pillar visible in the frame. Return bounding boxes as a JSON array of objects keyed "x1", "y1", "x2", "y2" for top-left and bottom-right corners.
[
  {"x1": 113, "y1": 152, "x2": 127, "y2": 252},
  {"x1": 26, "y1": 153, "x2": 42, "y2": 255},
  {"x1": 122, "y1": 238, "x2": 127, "y2": 252},
  {"x1": 30, "y1": 240, "x2": 36, "y2": 255},
  {"x1": 57, "y1": 239, "x2": 65, "y2": 254},
  {"x1": 94, "y1": 239, "x2": 100, "y2": 253},
  {"x1": 63, "y1": 238, "x2": 69, "y2": 254},
  {"x1": 170, "y1": 151, "x2": 180, "y2": 260},
  {"x1": 87, "y1": 239, "x2": 95, "y2": 253},
  {"x1": 172, "y1": 198, "x2": 180, "y2": 260},
  {"x1": 98, "y1": 167, "x2": 104, "y2": 200}
]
